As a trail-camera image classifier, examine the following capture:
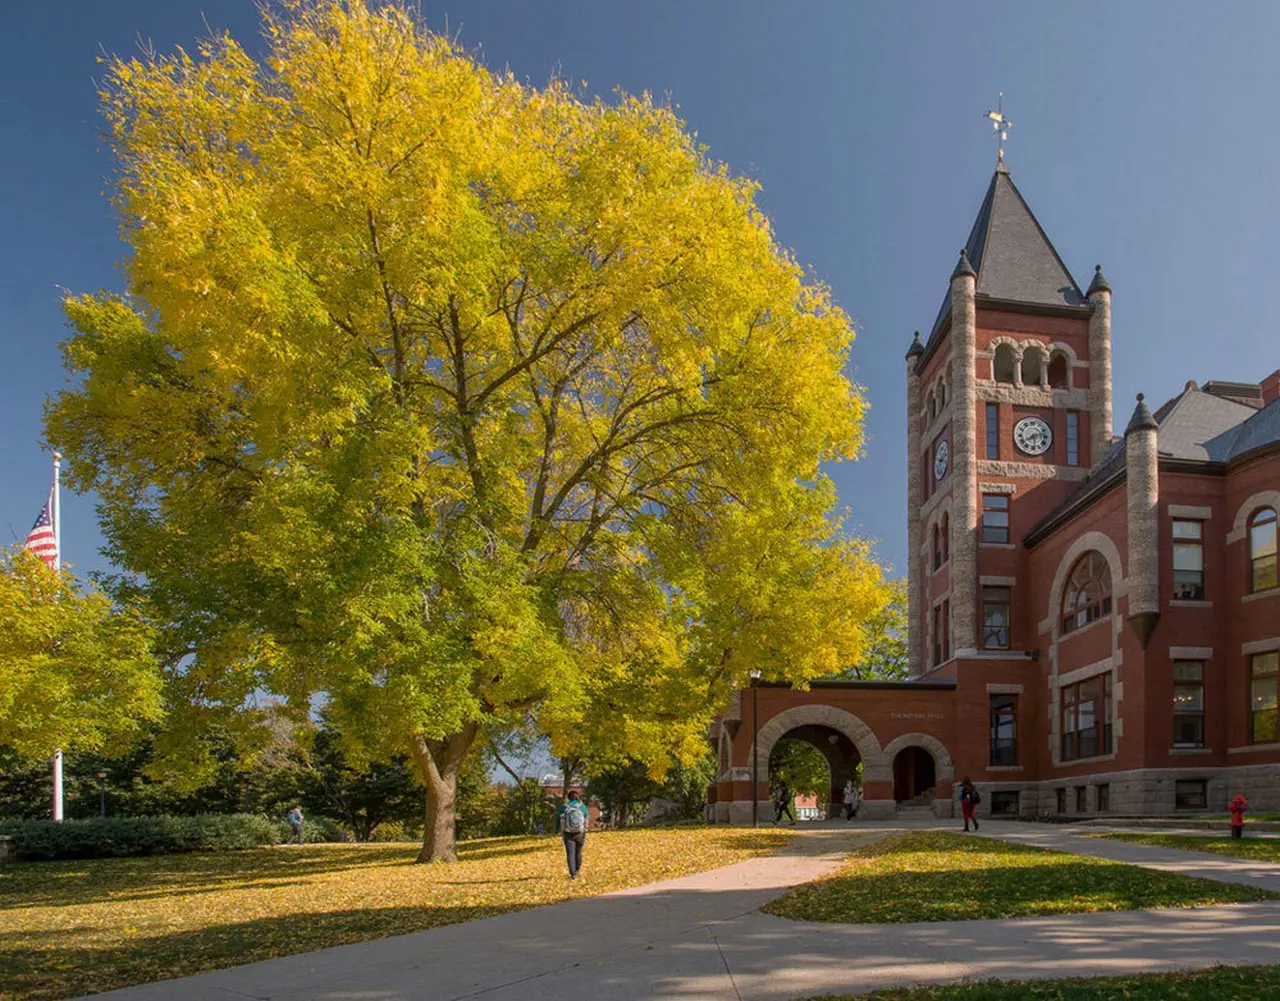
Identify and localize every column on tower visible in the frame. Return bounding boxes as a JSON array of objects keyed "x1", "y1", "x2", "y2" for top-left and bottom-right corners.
[
  {"x1": 948, "y1": 250, "x2": 979, "y2": 656},
  {"x1": 1087, "y1": 265, "x2": 1113, "y2": 464},
  {"x1": 905, "y1": 332, "x2": 925, "y2": 675}
]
